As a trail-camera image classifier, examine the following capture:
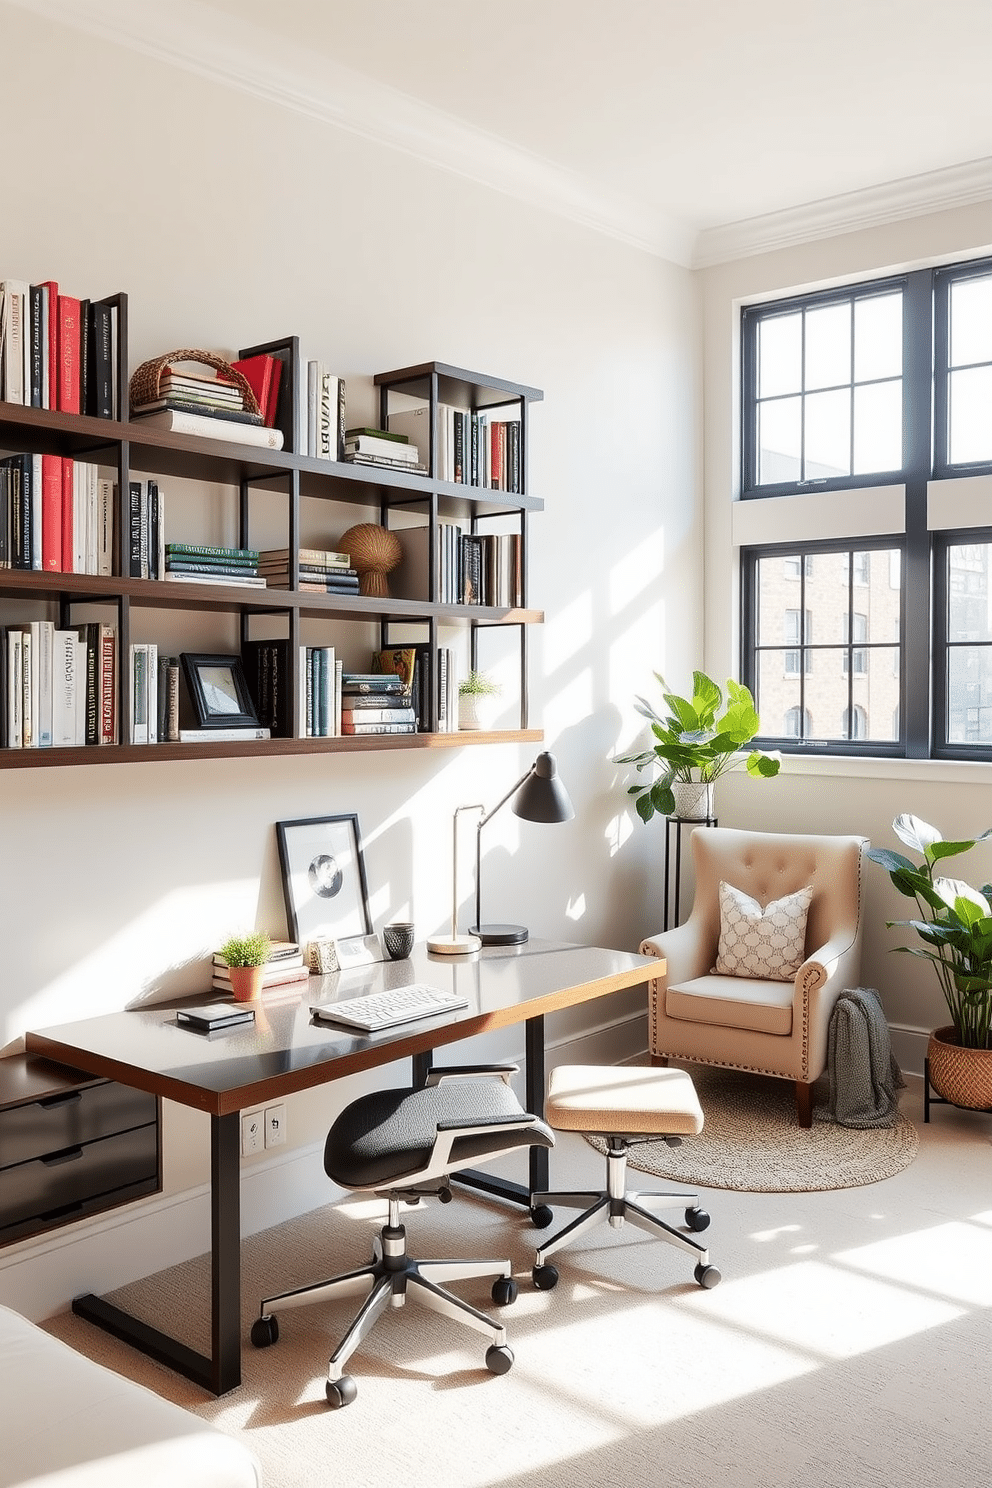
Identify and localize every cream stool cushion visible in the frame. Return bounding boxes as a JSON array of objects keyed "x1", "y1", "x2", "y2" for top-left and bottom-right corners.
[{"x1": 545, "y1": 1064, "x2": 704, "y2": 1137}]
